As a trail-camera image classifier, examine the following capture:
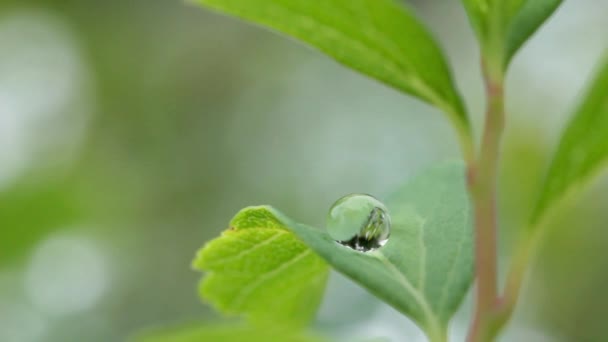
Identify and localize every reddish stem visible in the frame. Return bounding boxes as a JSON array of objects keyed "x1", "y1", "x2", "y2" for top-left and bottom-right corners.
[{"x1": 466, "y1": 60, "x2": 505, "y2": 342}]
